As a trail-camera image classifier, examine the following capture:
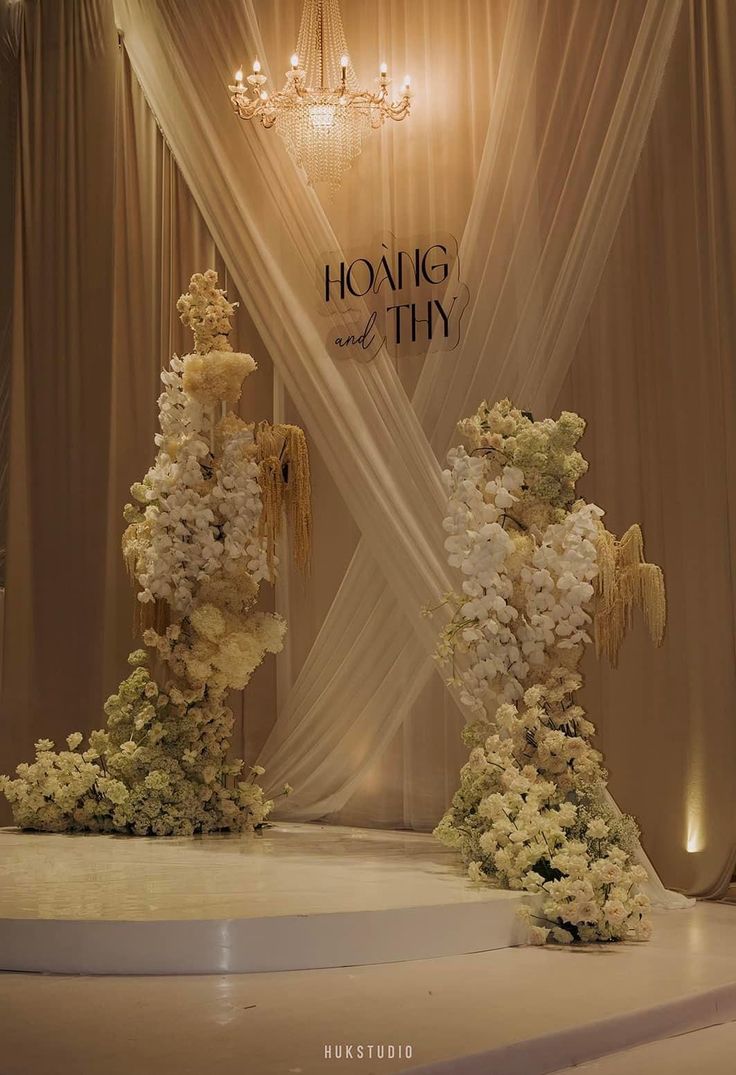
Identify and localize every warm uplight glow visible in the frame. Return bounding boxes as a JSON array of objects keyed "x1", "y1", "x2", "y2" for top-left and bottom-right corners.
[
  {"x1": 686, "y1": 804, "x2": 705, "y2": 852},
  {"x1": 684, "y1": 734, "x2": 706, "y2": 852},
  {"x1": 686, "y1": 828, "x2": 704, "y2": 853}
]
